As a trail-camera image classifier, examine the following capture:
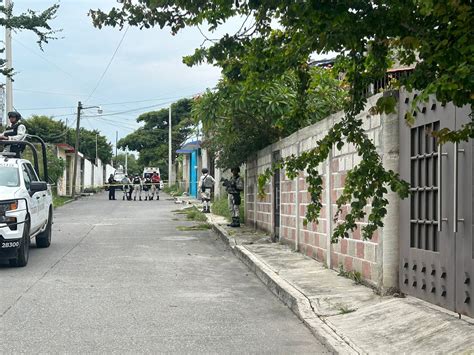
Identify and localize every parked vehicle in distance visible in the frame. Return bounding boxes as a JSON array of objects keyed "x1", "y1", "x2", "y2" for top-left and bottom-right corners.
[
  {"x1": 0, "y1": 137, "x2": 53, "y2": 267},
  {"x1": 143, "y1": 167, "x2": 163, "y2": 189},
  {"x1": 112, "y1": 167, "x2": 127, "y2": 190}
]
